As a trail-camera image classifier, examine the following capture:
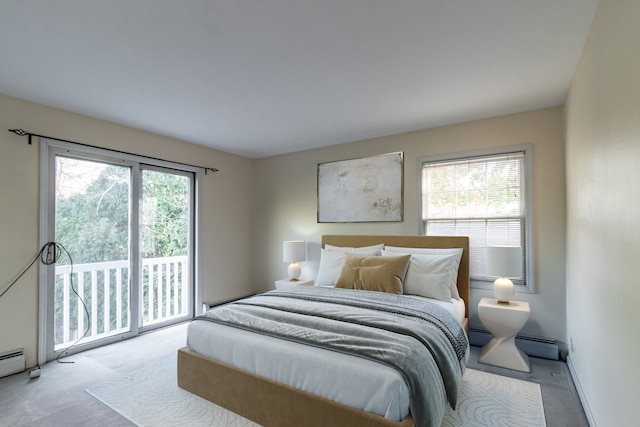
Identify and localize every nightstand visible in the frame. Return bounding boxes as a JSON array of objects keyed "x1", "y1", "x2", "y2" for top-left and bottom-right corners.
[
  {"x1": 275, "y1": 278, "x2": 314, "y2": 290},
  {"x1": 478, "y1": 297, "x2": 530, "y2": 372}
]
